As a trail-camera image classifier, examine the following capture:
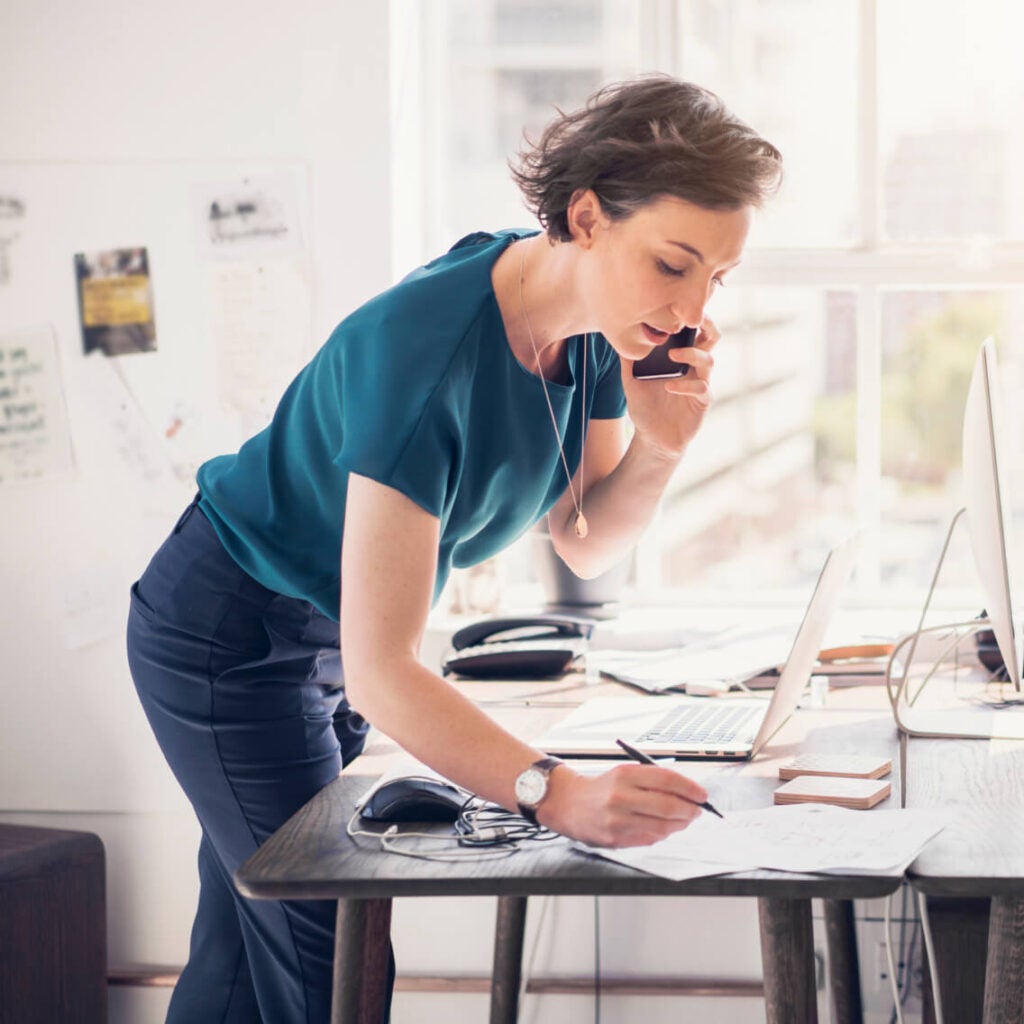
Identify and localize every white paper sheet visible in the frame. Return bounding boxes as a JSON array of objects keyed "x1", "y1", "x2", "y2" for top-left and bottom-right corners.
[
  {"x1": 207, "y1": 259, "x2": 310, "y2": 420},
  {"x1": 578, "y1": 845, "x2": 756, "y2": 882},
  {"x1": 0, "y1": 326, "x2": 74, "y2": 481},
  {"x1": 193, "y1": 172, "x2": 303, "y2": 259},
  {"x1": 73, "y1": 351, "x2": 179, "y2": 485},
  {"x1": 584, "y1": 804, "x2": 948, "y2": 879}
]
